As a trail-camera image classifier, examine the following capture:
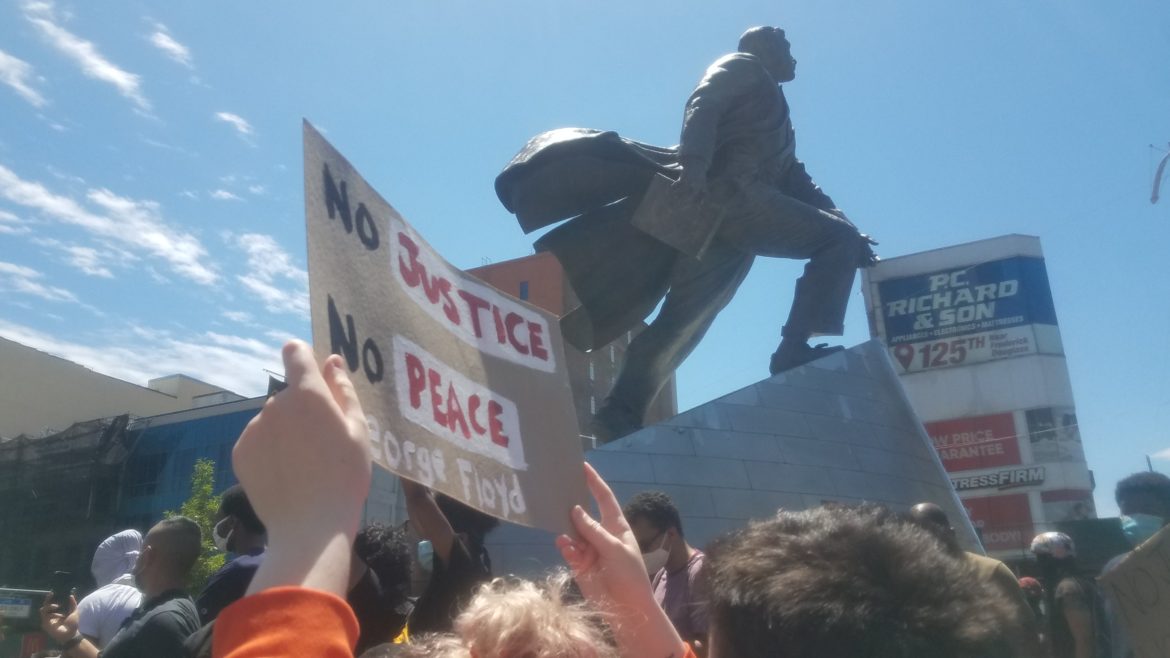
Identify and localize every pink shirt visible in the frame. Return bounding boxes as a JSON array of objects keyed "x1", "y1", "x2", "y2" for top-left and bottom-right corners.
[{"x1": 652, "y1": 550, "x2": 709, "y2": 643}]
